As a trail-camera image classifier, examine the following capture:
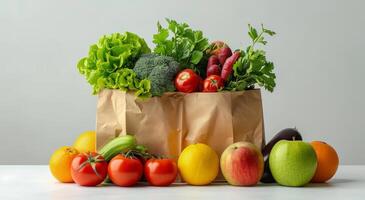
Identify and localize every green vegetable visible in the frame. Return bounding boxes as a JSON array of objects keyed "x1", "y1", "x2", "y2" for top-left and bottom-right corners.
[
  {"x1": 99, "y1": 135, "x2": 137, "y2": 161},
  {"x1": 153, "y1": 19, "x2": 210, "y2": 75},
  {"x1": 77, "y1": 32, "x2": 151, "y2": 97},
  {"x1": 133, "y1": 54, "x2": 179, "y2": 96},
  {"x1": 227, "y1": 24, "x2": 276, "y2": 92}
]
